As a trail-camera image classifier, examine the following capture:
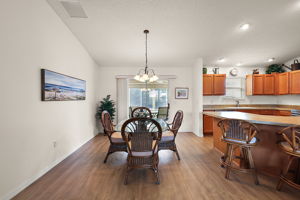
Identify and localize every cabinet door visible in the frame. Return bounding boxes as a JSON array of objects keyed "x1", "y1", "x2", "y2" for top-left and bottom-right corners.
[
  {"x1": 277, "y1": 110, "x2": 291, "y2": 116},
  {"x1": 213, "y1": 74, "x2": 226, "y2": 95},
  {"x1": 276, "y1": 72, "x2": 289, "y2": 95},
  {"x1": 203, "y1": 114, "x2": 213, "y2": 134},
  {"x1": 203, "y1": 75, "x2": 213, "y2": 95},
  {"x1": 264, "y1": 74, "x2": 275, "y2": 95},
  {"x1": 290, "y1": 70, "x2": 300, "y2": 94},
  {"x1": 253, "y1": 75, "x2": 264, "y2": 95},
  {"x1": 260, "y1": 110, "x2": 275, "y2": 115},
  {"x1": 246, "y1": 75, "x2": 253, "y2": 96}
]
